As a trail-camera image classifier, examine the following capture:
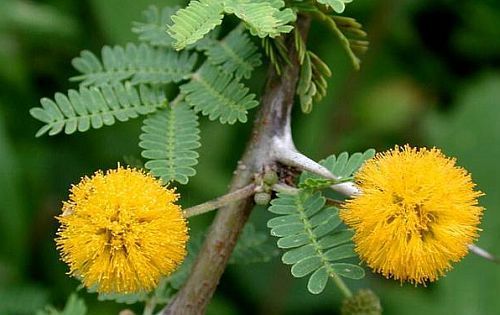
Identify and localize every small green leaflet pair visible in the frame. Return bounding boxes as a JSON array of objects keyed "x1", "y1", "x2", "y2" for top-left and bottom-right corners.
[
  {"x1": 29, "y1": 5, "x2": 264, "y2": 186},
  {"x1": 268, "y1": 149, "x2": 375, "y2": 295}
]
